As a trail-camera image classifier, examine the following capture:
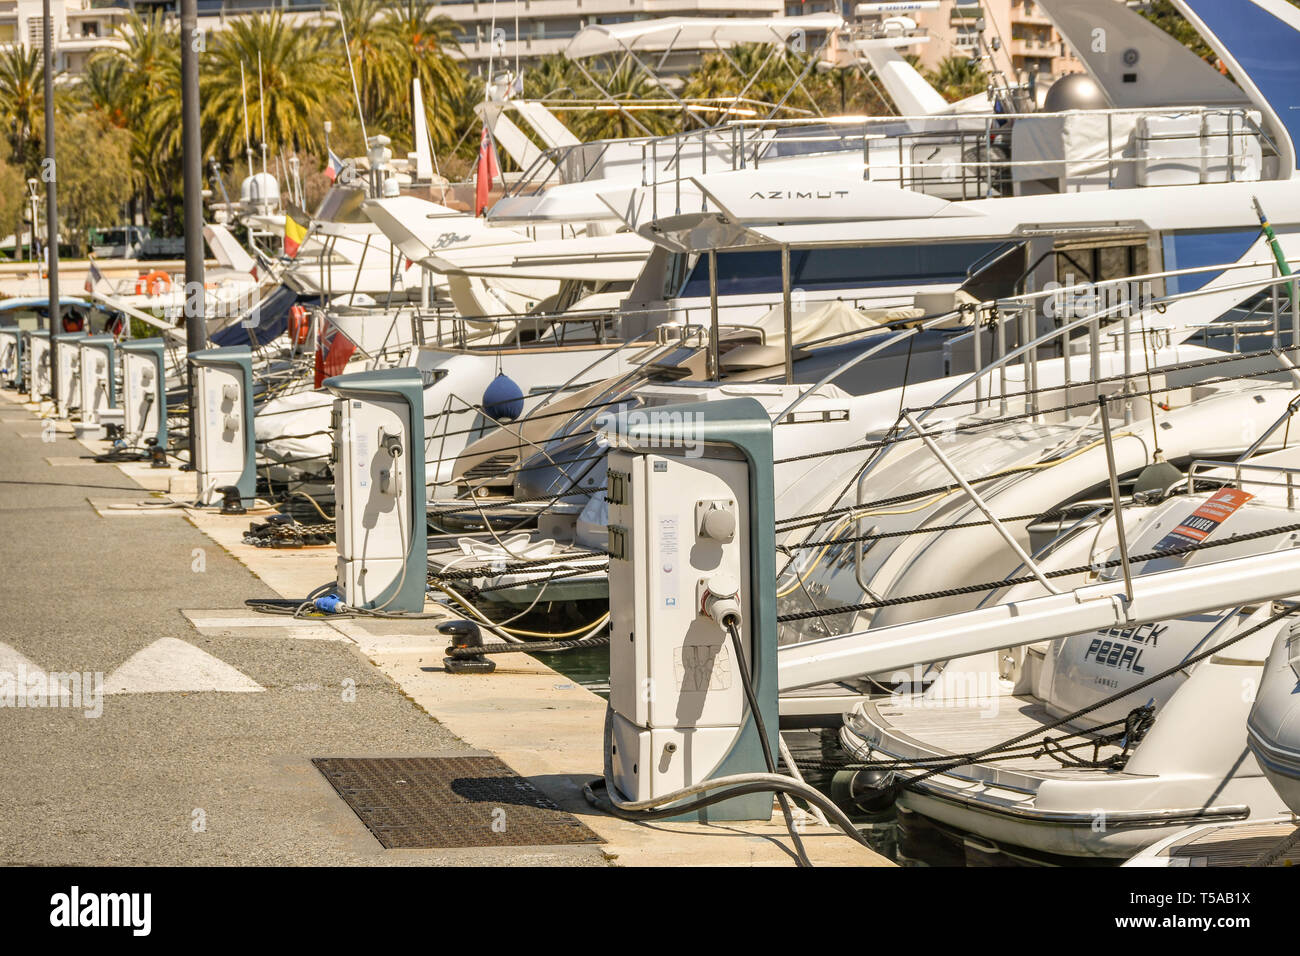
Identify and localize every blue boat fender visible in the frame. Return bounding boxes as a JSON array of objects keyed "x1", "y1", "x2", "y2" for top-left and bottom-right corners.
[{"x1": 482, "y1": 372, "x2": 524, "y2": 422}]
